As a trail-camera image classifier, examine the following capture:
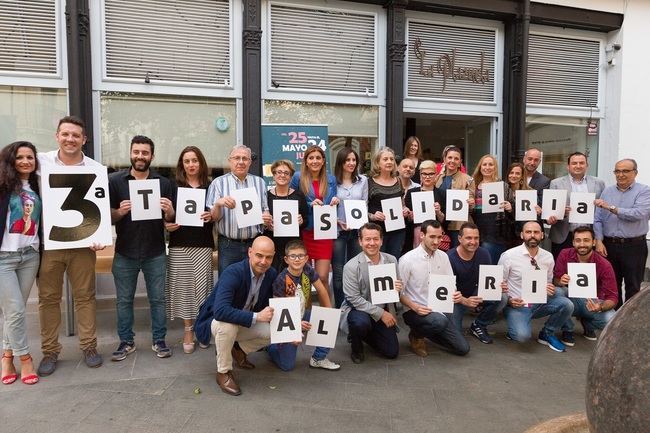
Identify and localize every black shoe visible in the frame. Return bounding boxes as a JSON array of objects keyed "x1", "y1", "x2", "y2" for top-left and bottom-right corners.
[
  {"x1": 561, "y1": 331, "x2": 575, "y2": 347},
  {"x1": 351, "y1": 349, "x2": 365, "y2": 364},
  {"x1": 83, "y1": 348, "x2": 103, "y2": 368},
  {"x1": 470, "y1": 322, "x2": 493, "y2": 344},
  {"x1": 580, "y1": 318, "x2": 597, "y2": 341},
  {"x1": 37, "y1": 353, "x2": 58, "y2": 376}
]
